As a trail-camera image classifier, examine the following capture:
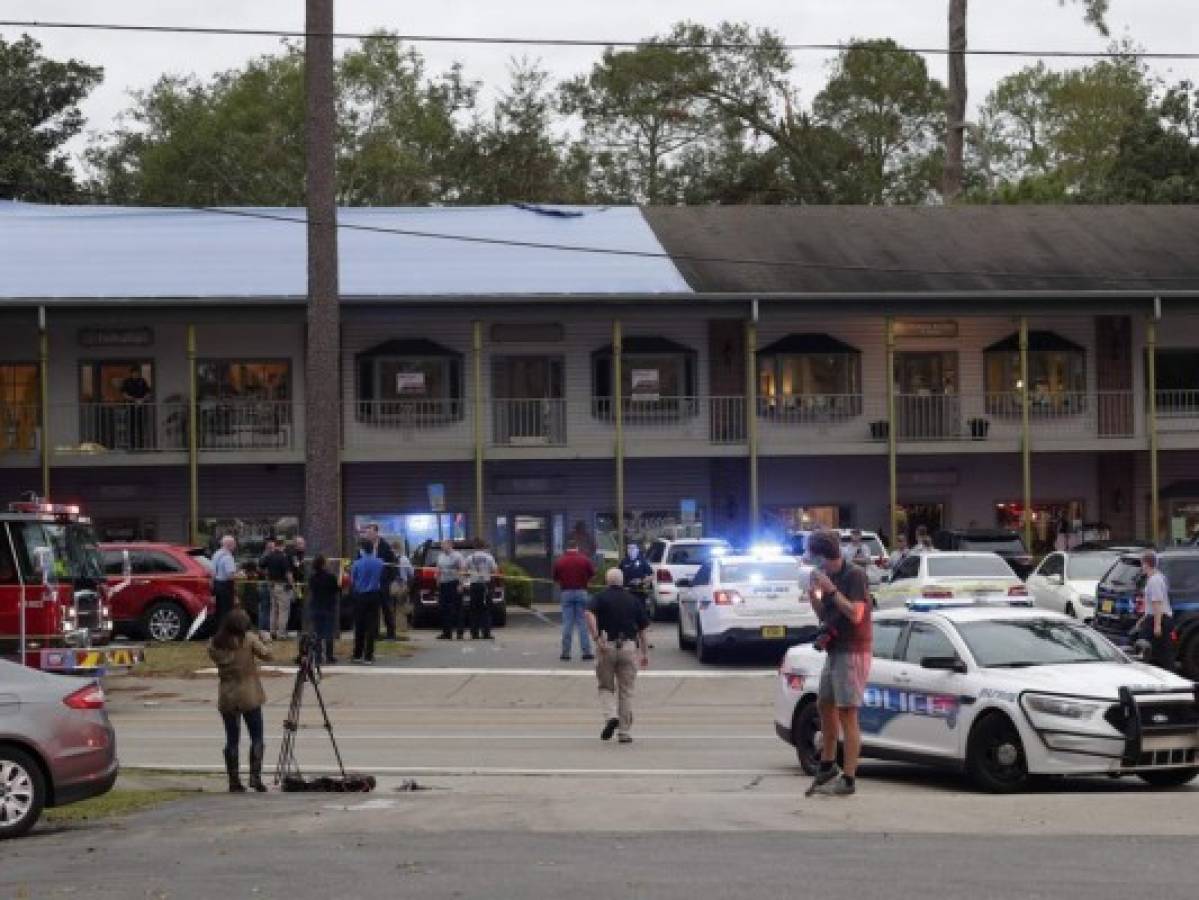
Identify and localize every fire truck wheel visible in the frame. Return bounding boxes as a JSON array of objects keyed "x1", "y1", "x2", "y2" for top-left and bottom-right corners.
[
  {"x1": 143, "y1": 600, "x2": 190, "y2": 643},
  {"x1": 0, "y1": 745, "x2": 46, "y2": 840}
]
